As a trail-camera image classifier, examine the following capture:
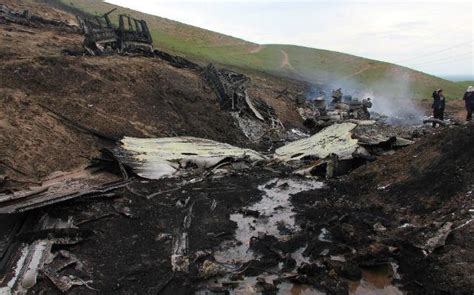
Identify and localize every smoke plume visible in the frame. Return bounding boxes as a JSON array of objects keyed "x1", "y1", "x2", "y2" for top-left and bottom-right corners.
[{"x1": 308, "y1": 66, "x2": 425, "y2": 125}]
